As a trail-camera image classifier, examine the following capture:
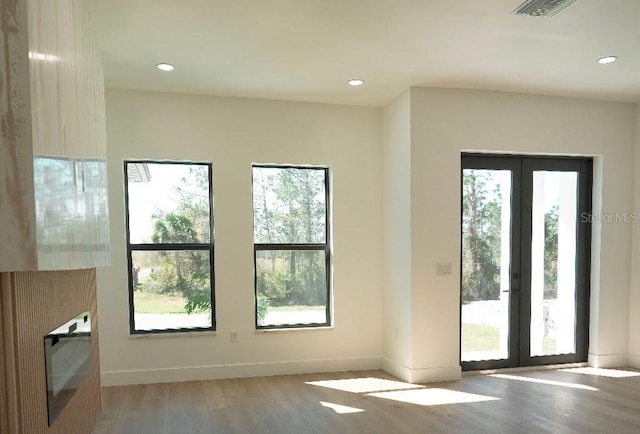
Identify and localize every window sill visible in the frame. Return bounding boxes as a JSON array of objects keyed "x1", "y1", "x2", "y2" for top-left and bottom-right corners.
[
  {"x1": 129, "y1": 330, "x2": 217, "y2": 339},
  {"x1": 255, "y1": 326, "x2": 334, "y2": 333}
]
